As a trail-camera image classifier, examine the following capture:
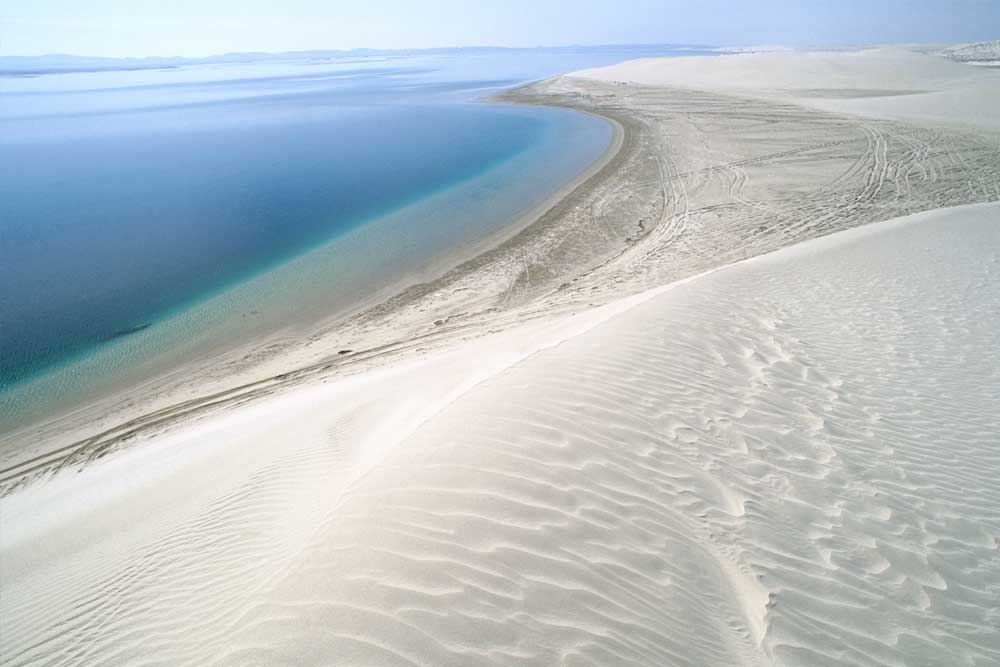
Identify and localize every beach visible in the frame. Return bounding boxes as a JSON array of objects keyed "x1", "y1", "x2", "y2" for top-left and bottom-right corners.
[{"x1": 2, "y1": 48, "x2": 999, "y2": 665}]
